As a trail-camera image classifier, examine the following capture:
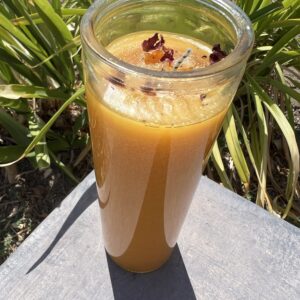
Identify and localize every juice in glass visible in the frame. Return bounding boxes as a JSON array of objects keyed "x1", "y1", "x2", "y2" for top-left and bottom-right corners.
[{"x1": 81, "y1": 0, "x2": 254, "y2": 272}]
